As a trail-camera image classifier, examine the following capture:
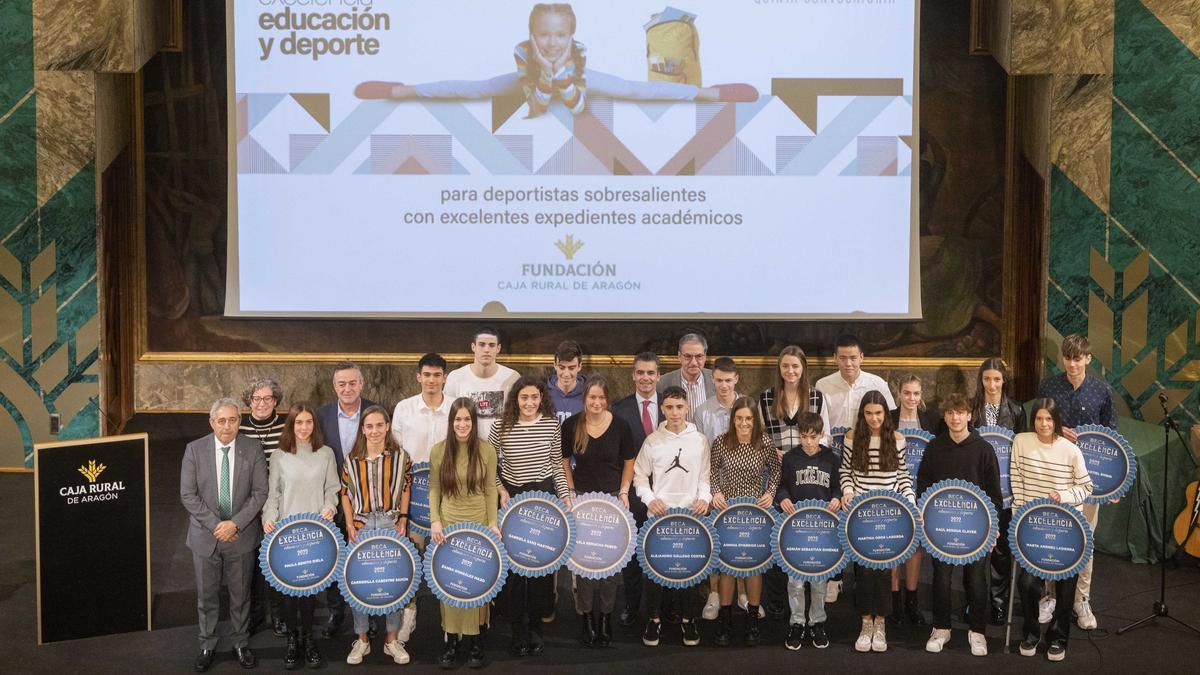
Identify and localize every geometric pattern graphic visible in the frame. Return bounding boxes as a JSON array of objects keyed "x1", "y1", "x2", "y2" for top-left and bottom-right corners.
[{"x1": 235, "y1": 78, "x2": 912, "y2": 177}]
